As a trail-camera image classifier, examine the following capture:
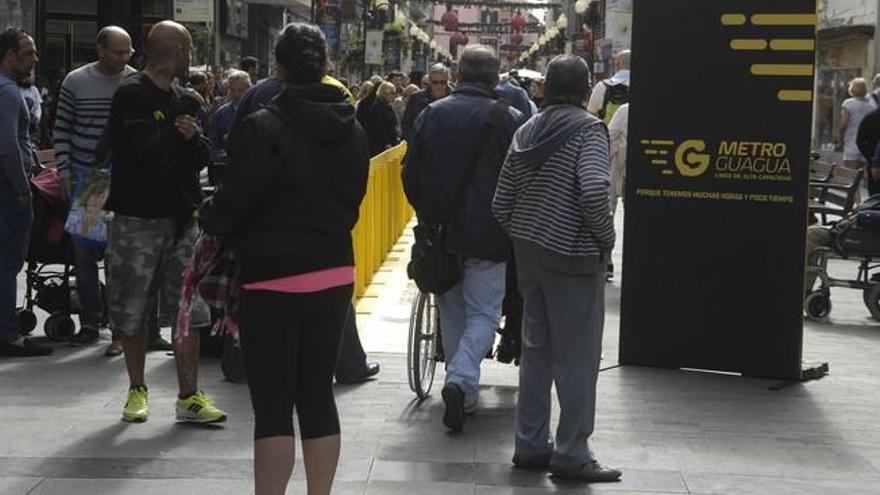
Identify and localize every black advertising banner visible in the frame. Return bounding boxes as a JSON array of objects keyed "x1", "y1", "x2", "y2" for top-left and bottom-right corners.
[{"x1": 620, "y1": 0, "x2": 817, "y2": 380}]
